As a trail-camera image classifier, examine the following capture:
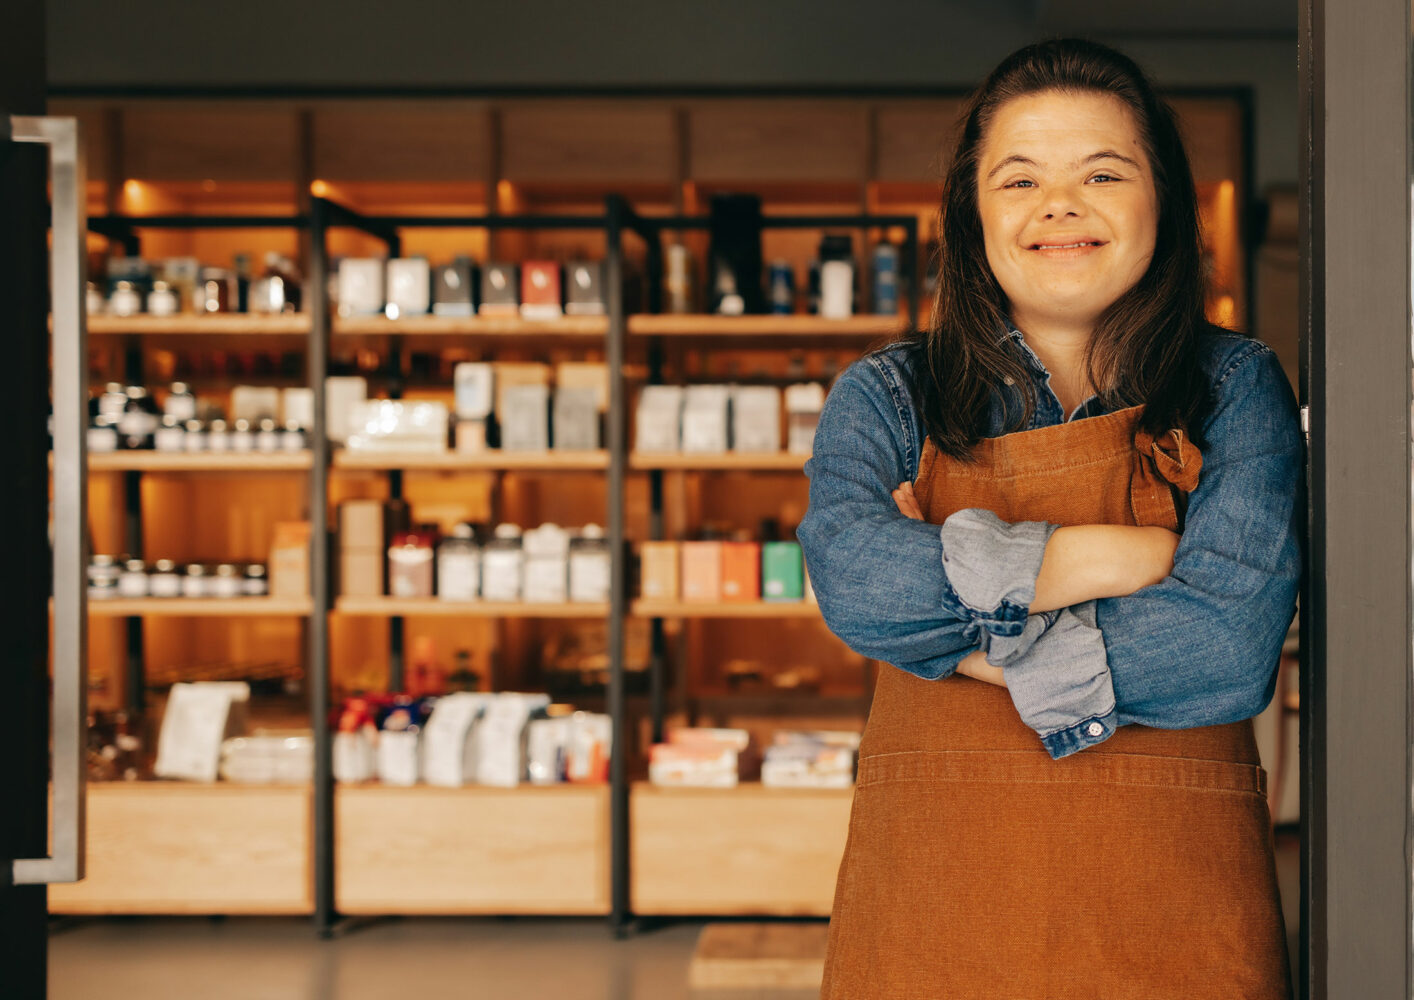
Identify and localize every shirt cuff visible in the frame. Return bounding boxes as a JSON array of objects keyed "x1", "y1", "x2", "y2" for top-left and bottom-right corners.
[
  {"x1": 997, "y1": 600, "x2": 1117, "y2": 760},
  {"x1": 937, "y1": 509, "x2": 1058, "y2": 638}
]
